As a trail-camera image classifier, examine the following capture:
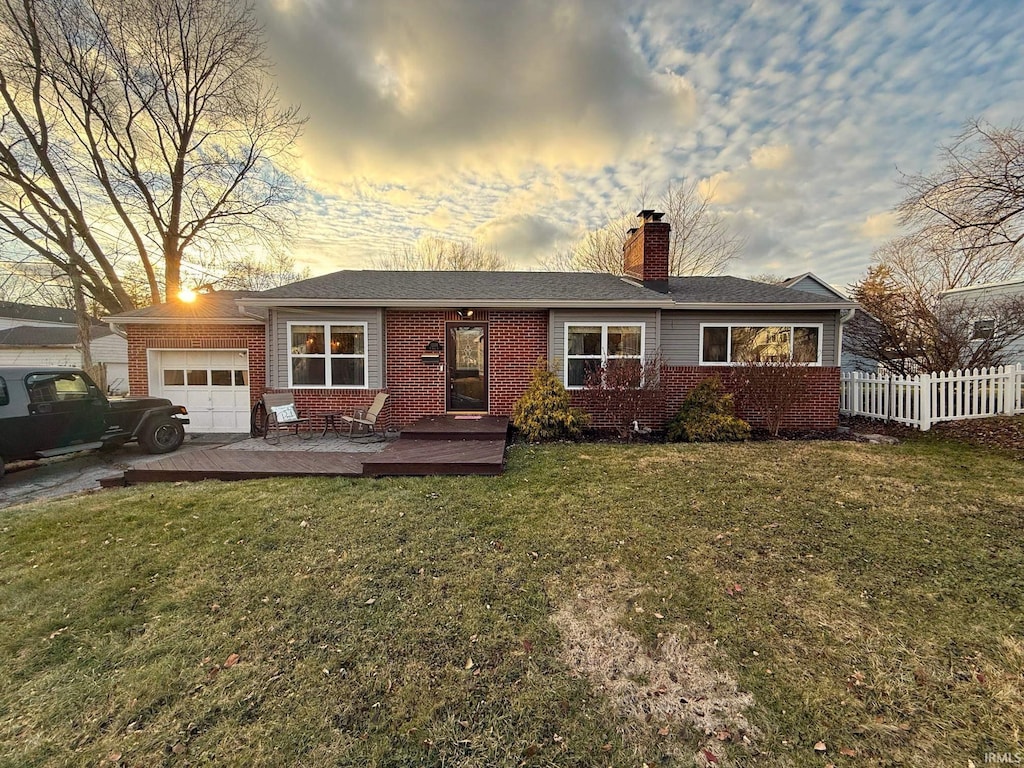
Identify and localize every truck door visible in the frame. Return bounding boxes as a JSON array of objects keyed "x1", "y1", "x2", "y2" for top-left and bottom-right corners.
[{"x1": 25, "y1": 371, "x2": 108, "y2": 450}]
